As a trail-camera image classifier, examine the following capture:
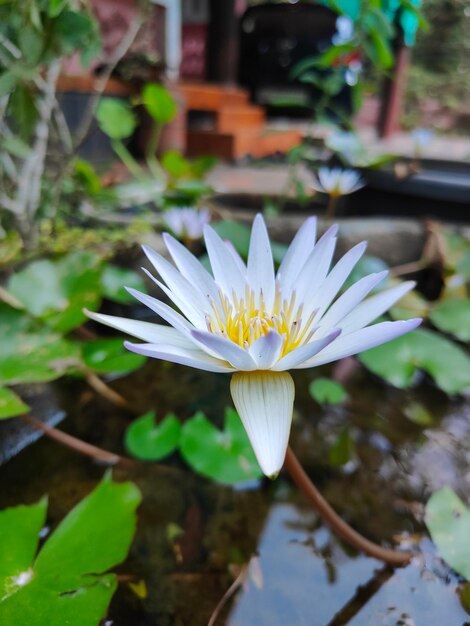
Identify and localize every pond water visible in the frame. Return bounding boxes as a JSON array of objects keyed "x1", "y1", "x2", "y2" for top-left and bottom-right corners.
[{"x1": 1, "y1": 358, "x2": 469, "y2": 626}]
